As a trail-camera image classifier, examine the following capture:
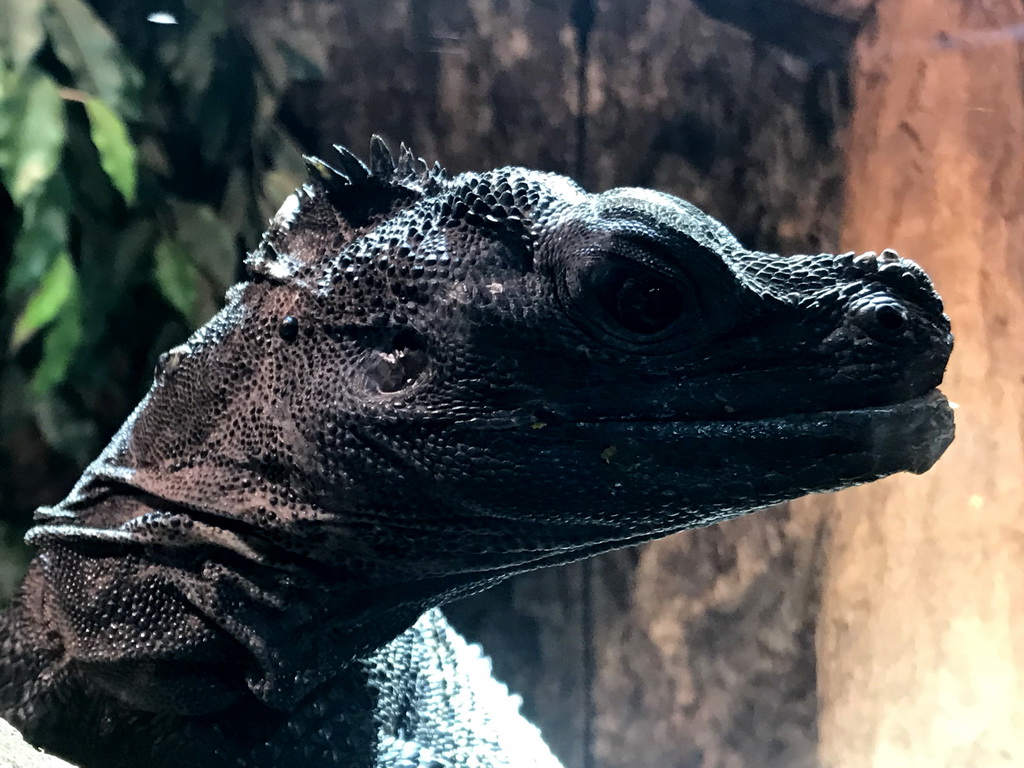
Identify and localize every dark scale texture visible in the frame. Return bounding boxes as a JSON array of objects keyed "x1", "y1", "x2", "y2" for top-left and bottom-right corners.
[{"x1": 0, "y1": 138, "x2": 953, "y2": 768}]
